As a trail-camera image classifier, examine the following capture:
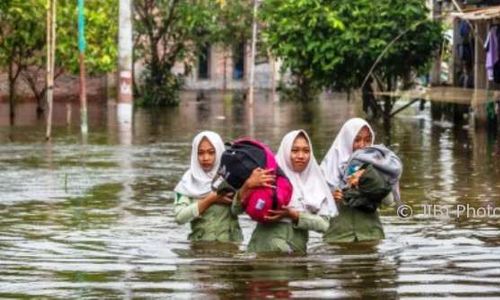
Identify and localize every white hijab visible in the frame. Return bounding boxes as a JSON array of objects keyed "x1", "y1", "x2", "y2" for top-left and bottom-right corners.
[
  {"x1": 174, "y1": 131, "x2": 225, "y2": 198},
  {"x1": 276, "y1": 130, "x2": 338, "y2": 217},
  {"x1": 320, "y1": 118, "x2": 375, "y2": 189}
]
